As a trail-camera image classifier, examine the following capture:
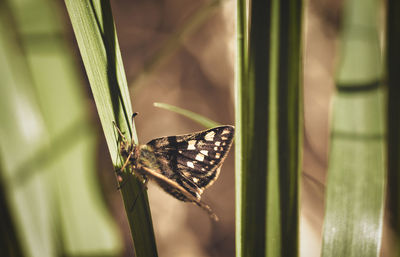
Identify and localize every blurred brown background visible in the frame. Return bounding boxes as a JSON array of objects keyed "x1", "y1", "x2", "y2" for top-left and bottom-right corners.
[{"x1": 65, "y1": 0, "x2": 343, "y2": 256}]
